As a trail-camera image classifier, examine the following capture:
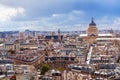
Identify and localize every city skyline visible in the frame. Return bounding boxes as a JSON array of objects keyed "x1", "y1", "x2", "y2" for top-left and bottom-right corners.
[{"x1": 0, "y1": 0, "x2": 120, "y2": 31}]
